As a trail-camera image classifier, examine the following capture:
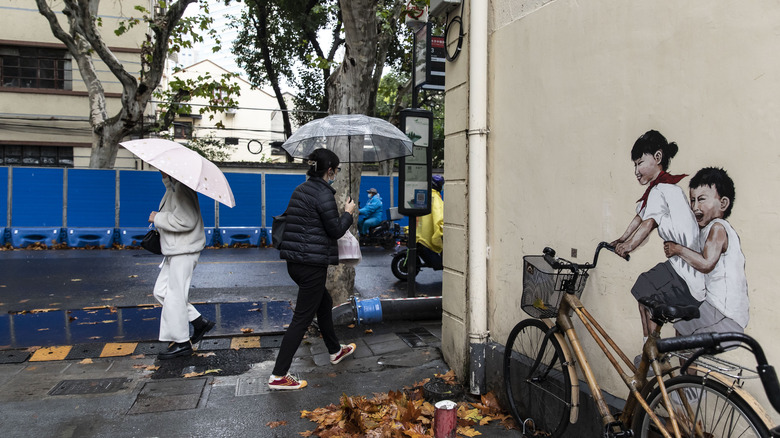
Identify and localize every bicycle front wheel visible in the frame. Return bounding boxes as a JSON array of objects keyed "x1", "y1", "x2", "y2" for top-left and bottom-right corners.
[
  {"x1": 504, "y1": 318, "x2": 572, "y2": 437},
  {"x1": 632, "y1": 375, "x2": 770, "y2": 437}
]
